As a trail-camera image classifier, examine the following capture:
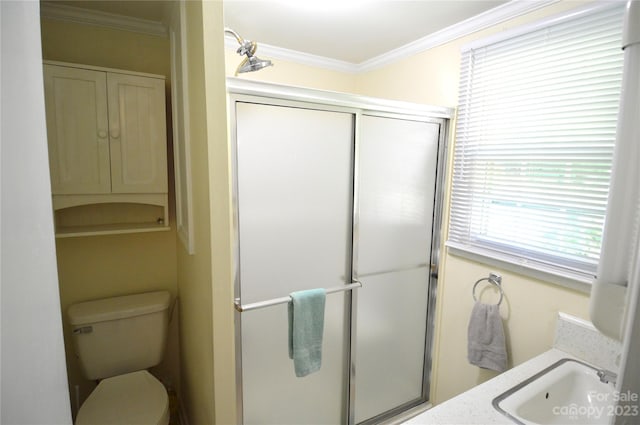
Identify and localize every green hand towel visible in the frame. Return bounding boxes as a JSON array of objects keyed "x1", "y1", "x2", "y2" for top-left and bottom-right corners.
[{"x1": 288, "y1": 288, "x2": 326, "y2": 377}]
